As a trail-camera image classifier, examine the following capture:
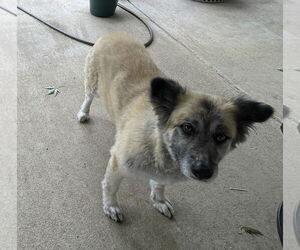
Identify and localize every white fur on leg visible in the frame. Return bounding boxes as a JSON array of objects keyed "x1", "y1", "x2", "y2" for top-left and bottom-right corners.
[
  {"x1": 150, "y1": 179, "x2": 174, "y2": 219},
  {"x1": 77, "y1": 110, "x2": 89, "y2": 123},
  {"x1": 153, "y1": 200, "x2": 174, "y2": 219},
  {"x1": 102, "y1": 177, "x2": 124, "y2": 223},
  {"x1": 102, "y1": 154, "x2": 124, "y2": 222},
  {"x1": 103, "y1": 205, "x2": 123, "y2": 223},
  {"x1": 77, "y1": 93, "x2": 94, "y2": 123}
]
